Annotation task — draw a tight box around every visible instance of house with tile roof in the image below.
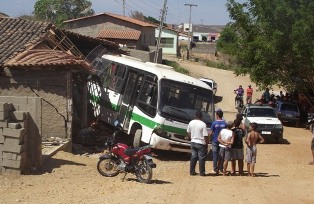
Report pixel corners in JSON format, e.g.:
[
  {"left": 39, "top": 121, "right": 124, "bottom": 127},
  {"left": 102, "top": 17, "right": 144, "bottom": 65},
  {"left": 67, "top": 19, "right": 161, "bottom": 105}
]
[
  {"left": 64, "top": 12, "right": 157, "bottom": 51},
  {"left": 0, "top": 17, "right": 122, "bottom": 174}
]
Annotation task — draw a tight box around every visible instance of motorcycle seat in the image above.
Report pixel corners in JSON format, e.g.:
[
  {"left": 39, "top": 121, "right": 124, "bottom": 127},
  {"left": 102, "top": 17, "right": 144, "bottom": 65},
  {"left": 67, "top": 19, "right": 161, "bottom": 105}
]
[{"left": 124, "top": 147, "right": 141, "bottom": 156}]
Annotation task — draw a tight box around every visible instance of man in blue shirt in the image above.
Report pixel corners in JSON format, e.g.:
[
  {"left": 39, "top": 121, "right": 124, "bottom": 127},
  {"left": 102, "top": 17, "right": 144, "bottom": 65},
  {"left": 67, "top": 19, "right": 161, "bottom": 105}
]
[{"left": 209, "top": 110, "right": 227, "bottom": 175}]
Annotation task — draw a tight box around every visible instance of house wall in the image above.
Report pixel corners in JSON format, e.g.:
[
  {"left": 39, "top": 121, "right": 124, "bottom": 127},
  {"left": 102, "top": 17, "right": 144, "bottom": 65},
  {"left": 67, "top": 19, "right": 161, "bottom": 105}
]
[
  {"left": 0, "top": 68, "right": 72, "bottom": 140},
  {"left": 155, "top": 29, "right": 178, "bottom": 55}
]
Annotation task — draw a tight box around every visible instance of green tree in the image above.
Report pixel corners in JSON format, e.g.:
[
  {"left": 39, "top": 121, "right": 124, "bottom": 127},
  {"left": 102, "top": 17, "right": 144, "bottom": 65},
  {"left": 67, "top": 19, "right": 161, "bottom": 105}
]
[
  {"left": 34, "top": 0, "right": 94, "bottom": 27},
  {"left": 219, "top": 0, "right": 314, "bottom": 92}
]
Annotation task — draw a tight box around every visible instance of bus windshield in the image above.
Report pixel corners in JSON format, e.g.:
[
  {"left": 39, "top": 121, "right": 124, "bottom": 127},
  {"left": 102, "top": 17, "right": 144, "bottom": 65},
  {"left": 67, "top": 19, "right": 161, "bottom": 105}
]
[{"left": 159, "top": 79, "right": 214, "bottom": 125}]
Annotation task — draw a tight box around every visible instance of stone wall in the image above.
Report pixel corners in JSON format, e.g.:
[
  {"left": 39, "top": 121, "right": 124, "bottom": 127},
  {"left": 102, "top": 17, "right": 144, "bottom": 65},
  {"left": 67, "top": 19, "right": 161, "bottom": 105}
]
[{"left": 191, "top": 42, "right": 217, "bottom": 55}]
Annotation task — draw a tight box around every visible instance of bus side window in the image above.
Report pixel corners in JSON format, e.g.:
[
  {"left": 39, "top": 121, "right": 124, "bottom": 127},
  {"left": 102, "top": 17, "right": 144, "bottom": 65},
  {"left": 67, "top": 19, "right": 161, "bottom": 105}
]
[
  {"left": 138, "top": 78, "right": 157, "bottom": 117},
  {"left": 109, "top": 63, "right": 126, "bottom": 93}
]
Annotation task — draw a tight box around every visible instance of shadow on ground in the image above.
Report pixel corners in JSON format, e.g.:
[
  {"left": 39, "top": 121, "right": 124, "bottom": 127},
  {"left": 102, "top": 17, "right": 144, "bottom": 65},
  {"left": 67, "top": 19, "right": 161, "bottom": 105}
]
[
  {"left": 36, "top": 158, "right": 86, "bottom": 174},
  {"left": 152, "top": 150, "right": 190, "bottom": 161}
]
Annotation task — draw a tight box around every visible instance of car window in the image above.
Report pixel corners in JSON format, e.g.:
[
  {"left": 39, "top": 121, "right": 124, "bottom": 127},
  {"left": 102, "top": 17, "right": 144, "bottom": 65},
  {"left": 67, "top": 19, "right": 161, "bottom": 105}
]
[
  {"left": 247, "top": 108, "right": 277, "bottom": 118},
  {"left": 281, "top": 104, "right": 298, "bottom": 112}
]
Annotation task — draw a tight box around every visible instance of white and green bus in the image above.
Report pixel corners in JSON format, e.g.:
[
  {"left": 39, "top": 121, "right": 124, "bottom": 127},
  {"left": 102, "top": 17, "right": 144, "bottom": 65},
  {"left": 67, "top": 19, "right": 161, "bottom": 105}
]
[{"left": 88, "top": 54, "right": 214, "bottom": 152}]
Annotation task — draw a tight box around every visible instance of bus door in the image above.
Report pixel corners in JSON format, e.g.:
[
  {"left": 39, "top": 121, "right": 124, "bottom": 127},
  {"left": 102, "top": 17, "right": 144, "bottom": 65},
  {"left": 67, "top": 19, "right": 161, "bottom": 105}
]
[{"left": 119, "top": 71, "right": 143, "bottom": 130}]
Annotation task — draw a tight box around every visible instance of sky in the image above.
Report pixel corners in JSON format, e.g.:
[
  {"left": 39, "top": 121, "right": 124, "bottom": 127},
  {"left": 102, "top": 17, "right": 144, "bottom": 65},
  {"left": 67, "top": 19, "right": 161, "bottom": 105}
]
[{"left": 0, "top": 0, "right": 245, "bottom": 25}]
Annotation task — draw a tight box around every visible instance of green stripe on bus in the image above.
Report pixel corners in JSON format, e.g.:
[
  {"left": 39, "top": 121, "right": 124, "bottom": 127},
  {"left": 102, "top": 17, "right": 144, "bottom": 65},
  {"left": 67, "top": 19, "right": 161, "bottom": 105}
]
[
  {"left": 131, "top": 113, "right": 187, "bottom": 135},
  {"left": 89, "top": 95, "right": 186, "bottom": 135},
  {"left": 89, "top": 94, "right": 120, "bottom": 111}
]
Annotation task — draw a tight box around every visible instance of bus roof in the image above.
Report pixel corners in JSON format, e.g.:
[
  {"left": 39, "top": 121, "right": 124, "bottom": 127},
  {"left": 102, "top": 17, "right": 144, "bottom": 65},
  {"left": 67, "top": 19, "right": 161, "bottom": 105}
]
[{"left": 102, "top": 54, "right": 212, "bottom": 91}]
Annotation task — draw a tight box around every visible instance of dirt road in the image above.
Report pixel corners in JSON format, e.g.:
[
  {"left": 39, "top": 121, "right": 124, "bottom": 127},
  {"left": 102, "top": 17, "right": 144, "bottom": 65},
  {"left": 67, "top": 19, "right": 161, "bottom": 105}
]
[{"left": 0, "top": 58, "right": 313, "bottom": 204}]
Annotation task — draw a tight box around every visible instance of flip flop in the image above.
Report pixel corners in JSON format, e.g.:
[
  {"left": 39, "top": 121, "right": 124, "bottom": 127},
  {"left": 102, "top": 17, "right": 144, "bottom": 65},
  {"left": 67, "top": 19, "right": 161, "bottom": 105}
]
[{"left": 308, "top": 161, "right": 314, "bottom": 165}]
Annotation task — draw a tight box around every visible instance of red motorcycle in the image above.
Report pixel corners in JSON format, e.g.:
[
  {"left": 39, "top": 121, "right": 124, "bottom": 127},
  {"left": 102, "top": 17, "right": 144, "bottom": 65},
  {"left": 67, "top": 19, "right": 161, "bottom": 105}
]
[{"left": 97, "top": 126, "right": 156, "bottom": 184}]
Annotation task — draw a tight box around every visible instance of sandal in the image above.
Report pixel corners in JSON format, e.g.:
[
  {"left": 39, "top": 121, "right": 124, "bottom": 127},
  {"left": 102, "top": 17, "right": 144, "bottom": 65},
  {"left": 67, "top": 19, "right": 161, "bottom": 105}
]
[{"left": 309, "top": 161, "right": 314, "bottom": 165}]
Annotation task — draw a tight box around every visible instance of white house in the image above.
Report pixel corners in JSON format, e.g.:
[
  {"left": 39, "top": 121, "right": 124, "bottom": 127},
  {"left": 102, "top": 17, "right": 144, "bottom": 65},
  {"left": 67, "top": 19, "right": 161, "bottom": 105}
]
[{"left": 155, "top": 27, "right": 178, "bottom": 55}]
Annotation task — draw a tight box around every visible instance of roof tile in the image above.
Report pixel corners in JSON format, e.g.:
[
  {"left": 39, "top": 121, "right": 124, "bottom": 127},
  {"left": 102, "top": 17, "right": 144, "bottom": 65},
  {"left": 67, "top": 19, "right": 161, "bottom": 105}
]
[
  {"left": 0, "top": 17, "right": 51, "bottom": 64},
  {"left": 5, "top": 49, "right": 94, "bottom": 73},
  {"left": 98, "top": 30, "right": 141, "bottom": 40}
]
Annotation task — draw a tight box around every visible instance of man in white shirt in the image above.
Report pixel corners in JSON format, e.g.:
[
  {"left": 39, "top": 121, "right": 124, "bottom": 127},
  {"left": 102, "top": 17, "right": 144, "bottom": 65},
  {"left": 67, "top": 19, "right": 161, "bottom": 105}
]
[{"left": 187, "top": 110, "right": 209, "bottom": 176}]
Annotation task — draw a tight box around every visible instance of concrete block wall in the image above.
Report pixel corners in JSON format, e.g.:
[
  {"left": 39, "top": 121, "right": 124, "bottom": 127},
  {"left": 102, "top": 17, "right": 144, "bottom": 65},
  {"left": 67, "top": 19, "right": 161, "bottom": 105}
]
[
  {"left": 0, "top": 102, "right": 28, "bottom": 174},
  {"left": 0, "top": 98, "right": 42, "bottom": 175}
]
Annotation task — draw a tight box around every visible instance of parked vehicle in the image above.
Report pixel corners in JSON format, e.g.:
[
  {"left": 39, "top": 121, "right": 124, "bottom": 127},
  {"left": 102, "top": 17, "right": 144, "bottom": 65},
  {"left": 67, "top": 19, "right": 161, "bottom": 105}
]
[
  {"left": 275, "top": 100, "right": 300, "bottom": 127},
  {"left": 306, "top": 112, "right": 314, "bottom": 131},
  {"left": 240, "top": 104, "right": 284, "bottom": 143},
  {"left": 97, "top": 124, "right": 156, "bottom": 184},
  {"left": 199, "top": 77, "right": 217, "bottom": 95}
]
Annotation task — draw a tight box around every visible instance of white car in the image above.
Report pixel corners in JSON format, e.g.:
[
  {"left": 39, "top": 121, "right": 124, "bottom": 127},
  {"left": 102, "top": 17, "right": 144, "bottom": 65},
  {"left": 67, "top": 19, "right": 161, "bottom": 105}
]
[
  {"left": 241, "top": 104, "right": 284, "bottom": 143},
  {"left": 199, "top": 78, "right": 217, "bottom": 95}
]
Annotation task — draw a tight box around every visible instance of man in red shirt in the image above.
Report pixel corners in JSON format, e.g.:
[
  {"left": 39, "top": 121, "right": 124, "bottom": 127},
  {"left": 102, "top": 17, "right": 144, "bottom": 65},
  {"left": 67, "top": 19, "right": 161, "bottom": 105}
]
[{"left": 246, "top": 85, "right": 253, "bottom": 104}]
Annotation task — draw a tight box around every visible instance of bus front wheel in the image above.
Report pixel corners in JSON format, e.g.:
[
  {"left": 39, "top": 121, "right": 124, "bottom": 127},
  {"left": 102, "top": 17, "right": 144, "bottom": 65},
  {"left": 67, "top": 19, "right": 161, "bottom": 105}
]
[{"left": 133, "top": 129, "right": 143, "bottom": 147}]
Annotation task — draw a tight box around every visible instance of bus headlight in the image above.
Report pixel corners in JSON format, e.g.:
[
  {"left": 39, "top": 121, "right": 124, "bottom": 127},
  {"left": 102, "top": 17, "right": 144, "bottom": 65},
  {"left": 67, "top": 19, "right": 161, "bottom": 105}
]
[{"left": 153, "top": 127, "right": 171, "bottom": 138}]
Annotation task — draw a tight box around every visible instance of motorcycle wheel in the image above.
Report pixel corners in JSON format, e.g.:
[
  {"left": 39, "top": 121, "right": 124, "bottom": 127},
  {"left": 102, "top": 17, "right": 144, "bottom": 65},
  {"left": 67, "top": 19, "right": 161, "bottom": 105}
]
[
  {"left": 135, "top": 159, "right": 153, "bottom": 184},
  {"left": 97, "top": 158, "right": 119, "bottom": 177}
]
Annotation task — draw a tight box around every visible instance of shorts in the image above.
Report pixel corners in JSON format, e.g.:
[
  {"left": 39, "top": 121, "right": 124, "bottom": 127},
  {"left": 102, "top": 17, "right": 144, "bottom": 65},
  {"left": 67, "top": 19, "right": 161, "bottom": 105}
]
[
  {"left": 231, "top": 148, "right": 244, "bottom": 160},
  {"left": 246, "top": 146, "right": 257, "bottom": 163},
  {"left": 311, "top": 138, "right": 314, "bottom": 150},
  {"left": 219, "top": 147, "right": 231, "bottom": 161}
]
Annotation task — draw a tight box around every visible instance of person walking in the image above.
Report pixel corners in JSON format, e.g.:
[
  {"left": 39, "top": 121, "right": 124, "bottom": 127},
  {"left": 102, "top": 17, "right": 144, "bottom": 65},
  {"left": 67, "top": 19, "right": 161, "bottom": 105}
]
[
  {"left": 209, "top": 110, "right": 227, "bottom": 175},
  {"left": 246, "top": 85, "right": 253, "bottom": 104},
  {"left": 245, "top": 122, "right": 265, "bottom": 177},
  {"left": 187, "top": 110, "right": 209, "bottom": 176}
]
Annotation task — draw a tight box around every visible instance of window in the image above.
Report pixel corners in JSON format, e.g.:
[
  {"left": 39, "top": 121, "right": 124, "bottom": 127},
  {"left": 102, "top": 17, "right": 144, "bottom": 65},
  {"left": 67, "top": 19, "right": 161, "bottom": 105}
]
[
  {"left": 102, "top": 62, "right": 126, "bottom": 93},
  {"left": 138, "top": 75, "right": 158, "bottom": 117},
  {"left": 159, "top": 38, "right": 174, "bottom": 48}
]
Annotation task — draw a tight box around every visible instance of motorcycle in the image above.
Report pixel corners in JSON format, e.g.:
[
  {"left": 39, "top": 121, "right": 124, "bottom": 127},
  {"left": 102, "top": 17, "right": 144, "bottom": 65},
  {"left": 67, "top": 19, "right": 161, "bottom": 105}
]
[
  {"left": 234, "top": 90, "right": 244, "bottom": 112},
  {"left": 97, "top": 125, "right": 156, "bottom": 184}
]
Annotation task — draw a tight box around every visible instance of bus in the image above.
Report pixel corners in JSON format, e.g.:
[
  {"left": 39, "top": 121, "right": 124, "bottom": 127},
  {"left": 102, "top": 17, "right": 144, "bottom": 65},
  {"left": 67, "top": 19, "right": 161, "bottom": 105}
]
[{"left": 88, "top": 54, "right": 215, "bottom": 152}]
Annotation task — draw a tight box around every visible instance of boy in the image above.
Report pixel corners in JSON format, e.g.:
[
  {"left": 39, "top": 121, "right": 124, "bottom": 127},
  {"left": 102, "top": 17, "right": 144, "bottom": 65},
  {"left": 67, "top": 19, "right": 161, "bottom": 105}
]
[
  {"left": 231, "top": 119, "right": 245, "bottom": 176},
  {"left": 218, "top": 121, "right": 234, "bottom": 176},
  {"left": 245, "top": 122, "right": 265, "bottom": 177}
]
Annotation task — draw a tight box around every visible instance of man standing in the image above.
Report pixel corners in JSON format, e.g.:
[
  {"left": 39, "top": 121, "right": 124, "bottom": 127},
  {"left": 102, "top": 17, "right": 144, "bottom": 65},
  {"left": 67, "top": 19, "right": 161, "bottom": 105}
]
[
  {"left": 309, "top": 126, "right": 314, "bottom": 165},
  {"left": 262, "top": 88, "right": 271, "bottom": 104},
  {"left": 187, "top": 110, "right": 209, "bottom": 176},
  {"left": 209, "top": 110, "right": 227, "bottom": 175},
  {"left": 246, "top": 85, "right": 253, "bottom": 104}
]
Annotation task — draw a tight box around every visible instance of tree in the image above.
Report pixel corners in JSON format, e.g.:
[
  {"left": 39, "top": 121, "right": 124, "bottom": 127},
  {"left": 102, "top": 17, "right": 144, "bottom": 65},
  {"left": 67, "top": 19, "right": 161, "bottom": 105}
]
[
  {"left": 218, "top": 0, "right": 314, "bottom": 93},
  {"left": 34, "top": 0, "right": 94, "bottom": 27},
  {"left": 130, "top": 11, "right": 145, "bottom": 21}
]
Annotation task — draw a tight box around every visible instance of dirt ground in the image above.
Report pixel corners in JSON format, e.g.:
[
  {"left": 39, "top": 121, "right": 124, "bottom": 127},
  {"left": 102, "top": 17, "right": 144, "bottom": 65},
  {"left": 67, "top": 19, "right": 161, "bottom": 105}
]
[{"left": 1, "top": 56, "right": 314, "bottom": 204}]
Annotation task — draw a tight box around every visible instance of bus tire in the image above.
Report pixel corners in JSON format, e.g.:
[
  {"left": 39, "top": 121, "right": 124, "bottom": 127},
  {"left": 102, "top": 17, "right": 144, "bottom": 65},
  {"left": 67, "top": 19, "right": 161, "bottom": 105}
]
[{"left": 133, "top": 129, "right": 142, "bottom": 147}]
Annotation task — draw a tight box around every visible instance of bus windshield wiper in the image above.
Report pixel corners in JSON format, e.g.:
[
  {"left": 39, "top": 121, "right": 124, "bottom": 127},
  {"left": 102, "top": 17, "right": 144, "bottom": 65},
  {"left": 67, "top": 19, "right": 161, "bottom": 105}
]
[{"left": 161, "top": 106, "right": 191, "bottom": 120}]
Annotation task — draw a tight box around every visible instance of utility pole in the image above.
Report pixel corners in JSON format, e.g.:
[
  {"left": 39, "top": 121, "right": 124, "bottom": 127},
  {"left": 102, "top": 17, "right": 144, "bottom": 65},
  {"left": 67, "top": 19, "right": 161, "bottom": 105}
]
[
  {"left": 154, "top": 0, "right": 167, "bottom": 63},
  {"left": 184, "top": 3, "right": 197, "bottom": 60},
  {"left": 122, "top": 0, "right": 126, "bottom": 16}
]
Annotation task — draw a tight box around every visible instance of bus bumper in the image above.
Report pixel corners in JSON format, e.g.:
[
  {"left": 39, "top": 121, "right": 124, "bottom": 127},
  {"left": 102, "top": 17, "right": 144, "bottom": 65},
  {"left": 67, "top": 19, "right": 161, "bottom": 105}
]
[{"left": 150, "top": 133, "right": 211, "bottom": 153}]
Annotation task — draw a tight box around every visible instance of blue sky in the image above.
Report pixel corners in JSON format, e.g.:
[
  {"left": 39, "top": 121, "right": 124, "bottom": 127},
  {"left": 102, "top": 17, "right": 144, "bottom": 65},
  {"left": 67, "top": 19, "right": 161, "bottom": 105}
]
[{"left": 0, "top": 0, "right": 245, "bottom": 25}]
